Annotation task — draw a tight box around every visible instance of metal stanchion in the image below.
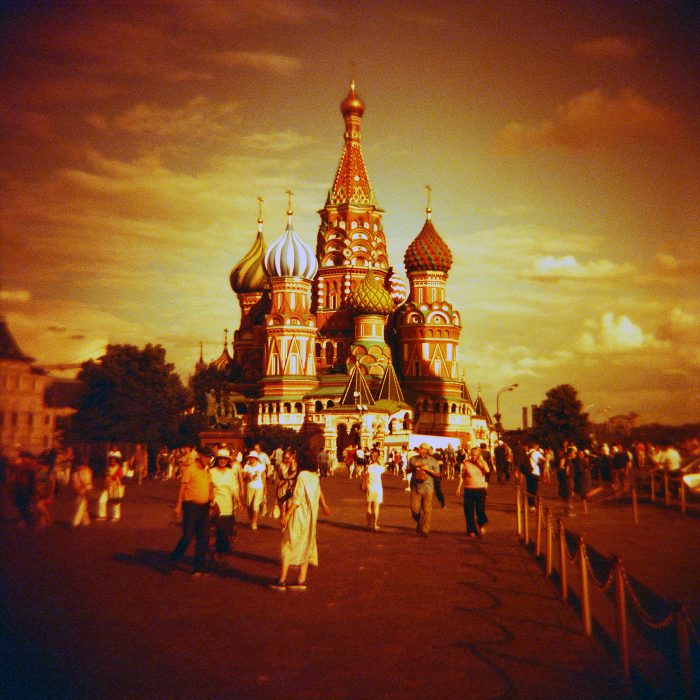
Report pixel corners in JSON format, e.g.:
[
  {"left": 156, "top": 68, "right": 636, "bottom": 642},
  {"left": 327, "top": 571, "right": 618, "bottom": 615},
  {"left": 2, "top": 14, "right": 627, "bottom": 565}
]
[
  {"left": 664, "top": 471, "right": 670, "bottom": 506},
  {"left": 632, "top": 485, "right": 639, "bottom": 525},
  {"left": 613, "top": 555, "right": 630, "bottom": 681},
  {"left": 545, "top": 508, "right": 553, "bottom": 577},
  {"left": 558, "top": 519, "right": 567, "bottom": 601},
  {"left": 523, "top": 491, "right": 530, "bottom": 545},
  {"left": 680, "top": 478, "right": 686, "bottom": 514},
  {"left": 579, "top": 537, "right": 592, "bottom": 636},
  {"left": 535, "top": 496, "right": 543, "bottom": 556},
  {"left": 674, "top": 605, "right": 693, "bottom": 699},
  {"left": 516, "top": 487, "right": 522, "bottom": 538}
]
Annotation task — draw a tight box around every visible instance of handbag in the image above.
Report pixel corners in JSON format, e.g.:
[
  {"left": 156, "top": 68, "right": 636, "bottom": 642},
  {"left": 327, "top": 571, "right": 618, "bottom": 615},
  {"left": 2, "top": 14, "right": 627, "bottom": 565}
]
[
  {"left": 209, "top": 500, "right": 221, "bottom": 518},
  {"left": 360, "top": 472, "right": 369, "bottom": 492}
]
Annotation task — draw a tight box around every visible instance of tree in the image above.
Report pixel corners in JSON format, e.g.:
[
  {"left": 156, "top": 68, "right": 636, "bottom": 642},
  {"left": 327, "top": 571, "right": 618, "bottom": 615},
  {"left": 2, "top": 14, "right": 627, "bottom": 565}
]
[
  {"left": 532, "top": 384, "right": 590, "bottom": 450},
  {"left": 67, "top": 344, "right": 191, "bottom": 448}
]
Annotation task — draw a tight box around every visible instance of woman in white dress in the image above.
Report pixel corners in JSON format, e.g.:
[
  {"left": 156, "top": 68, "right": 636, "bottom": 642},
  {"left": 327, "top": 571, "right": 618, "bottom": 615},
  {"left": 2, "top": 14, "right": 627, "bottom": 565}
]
[
  {"left": 243, "top": 453, "right": 266, "bottom": 530},
  {"left": 365, "top": 449, "right": 385, "bottom": 531},
  {"left": 270, "top": 459, "right": 330, "bottom": 591}
]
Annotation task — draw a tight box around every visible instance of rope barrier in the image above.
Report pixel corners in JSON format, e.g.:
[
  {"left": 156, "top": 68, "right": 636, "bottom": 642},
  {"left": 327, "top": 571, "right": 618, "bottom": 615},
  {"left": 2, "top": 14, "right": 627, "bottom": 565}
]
[
  {"left": 582, "top": 546, "right": 615, "bottom": 592},
  {"left": 621, "top": 568, "right": 676, "bottom": 630},
  {"left": 517, "top": 503, "right": 698, "bottom": 696}
]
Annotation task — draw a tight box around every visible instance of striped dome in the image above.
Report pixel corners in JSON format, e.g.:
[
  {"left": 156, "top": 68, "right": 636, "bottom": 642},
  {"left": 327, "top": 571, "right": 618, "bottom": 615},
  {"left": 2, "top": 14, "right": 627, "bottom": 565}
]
[
  {"left": 387, "top": 268, "right": 408, "bottom": 305},
  {"left": 230, "top": 223, "right": 269, "bottom": 294},
  {"left": 404, "top": 214, "right": 453, "bottom": 274},
  {"left": 264, "top": 212, "right": 318, "bottom": 280},
  {"left": 347, "top": 269, "right": 394, "bottom": 315}
]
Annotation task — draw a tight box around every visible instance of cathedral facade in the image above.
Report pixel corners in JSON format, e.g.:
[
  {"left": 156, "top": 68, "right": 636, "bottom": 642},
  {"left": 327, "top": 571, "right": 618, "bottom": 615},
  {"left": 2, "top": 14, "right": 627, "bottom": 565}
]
[{"left": 203, "top": 83, "right": 495, "bottom": 456}]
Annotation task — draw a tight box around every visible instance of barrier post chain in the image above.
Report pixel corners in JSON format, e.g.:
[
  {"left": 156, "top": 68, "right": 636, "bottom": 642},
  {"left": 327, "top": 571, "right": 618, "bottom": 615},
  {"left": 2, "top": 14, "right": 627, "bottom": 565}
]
[
  {"left": 558, "top": 520, "right": 567, "bottom": 601},
  {"left": 516, "top": 487, "right": 522, "bottom": 538},
  {"left": 523, "top": 491, "right": 530, "bottom": 545},
  {"left": 674, "top": 604, "right": 693, "bottom": 699},
  {"left": 680, "top": 478, "right": 686, "bottom": 514},
  {"left": 632, "top": 484, "right": 639, "bottom": 525},
  {"left": 535, "top": 496, "right": 543, "bottom": 556},
  {"left": 664, "top": 471, "right": 670, "bottom": 506},
  {"left": 579, "top": 537, "right": 592, "bottom": 636},
  {"left": 545, "top": 508, "right": 553, "bottom": 577},
  {"left": 613, "top": 555, "right": 630, "bottom": 681}
]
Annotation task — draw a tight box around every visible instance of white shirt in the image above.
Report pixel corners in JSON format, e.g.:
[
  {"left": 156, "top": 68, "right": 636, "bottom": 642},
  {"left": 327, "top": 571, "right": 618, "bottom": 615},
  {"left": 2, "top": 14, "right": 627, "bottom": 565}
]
[
  {"left": 244, "top": 462, "right": 265, "bottom": 489},
  {"left": 367, "top": 462, "right": 384, "bottom": 493},
  {"left": 210, "top": 468, "right": 237, "bottom": 516},
  {"left": 658, "top": 447, "right": 681, "bottom": 471},
  {"left": 529, "top": 449, "right": 544, "bottom": 476}
]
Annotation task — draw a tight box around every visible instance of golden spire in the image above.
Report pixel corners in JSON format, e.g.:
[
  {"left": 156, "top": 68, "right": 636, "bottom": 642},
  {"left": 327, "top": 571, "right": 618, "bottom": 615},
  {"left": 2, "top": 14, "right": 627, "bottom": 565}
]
[
  {"left": 223, "top": 328, "right": 229, "bottom": 349},
  {"left": 257, "top": 195, "right": 264, "bottom": 224},
  {"left": 425, "top": 184, "right": 432, "bottom": 220},
  {"left": 286, "top": 188, "right": 294, "bottom": 215}
]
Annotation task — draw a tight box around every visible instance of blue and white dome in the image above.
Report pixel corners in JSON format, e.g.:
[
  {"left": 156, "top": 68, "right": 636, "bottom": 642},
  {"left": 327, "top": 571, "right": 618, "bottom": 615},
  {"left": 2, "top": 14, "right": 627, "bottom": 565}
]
[{"left": 264, "top": 211, "right": 318, "bottom": 280}]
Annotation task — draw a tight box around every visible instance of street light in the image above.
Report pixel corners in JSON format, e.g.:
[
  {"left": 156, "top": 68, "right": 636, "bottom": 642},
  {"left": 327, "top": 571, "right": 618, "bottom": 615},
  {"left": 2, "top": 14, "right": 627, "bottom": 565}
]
[{"left": 495, "top": 383, "right": 519, "bottom": 433}]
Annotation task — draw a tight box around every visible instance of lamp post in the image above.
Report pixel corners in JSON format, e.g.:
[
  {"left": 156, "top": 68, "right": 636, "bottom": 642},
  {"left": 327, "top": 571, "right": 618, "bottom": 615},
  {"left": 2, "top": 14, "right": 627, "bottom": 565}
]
[{"left": 494, "top": 383, "right": 519, "bottom": 434}]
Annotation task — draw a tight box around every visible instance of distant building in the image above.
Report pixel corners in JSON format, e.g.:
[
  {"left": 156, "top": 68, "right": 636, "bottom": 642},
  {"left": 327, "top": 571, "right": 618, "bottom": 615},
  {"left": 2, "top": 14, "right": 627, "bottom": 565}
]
[
  {"left": 198, "top": 83, "right": 496, "bottom": 456},
  {"left": 0, "top": 316, "right": 79, "bottom": 454}
]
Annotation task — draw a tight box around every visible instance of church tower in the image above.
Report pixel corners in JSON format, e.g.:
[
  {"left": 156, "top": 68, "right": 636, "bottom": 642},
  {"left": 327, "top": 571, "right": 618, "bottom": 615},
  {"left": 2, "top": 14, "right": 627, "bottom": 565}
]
[
  {"left": 313, "top": 82, "right": 392, "bottom": 370},
  {"left": 395, "top": 198, "right": 465, "bottom": 433},
  {"left": 230, "top": 199, "right": 270, "bottom": 393},
  {"left": 260, "top": 199, "right": 319, "bottom": 397}
]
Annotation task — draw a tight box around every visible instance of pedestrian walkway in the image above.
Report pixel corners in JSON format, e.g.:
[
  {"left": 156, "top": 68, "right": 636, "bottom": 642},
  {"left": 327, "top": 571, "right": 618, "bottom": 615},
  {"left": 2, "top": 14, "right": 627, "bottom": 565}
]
[{"left": 1, "top": 476, "right": 631, "bottom": 698}]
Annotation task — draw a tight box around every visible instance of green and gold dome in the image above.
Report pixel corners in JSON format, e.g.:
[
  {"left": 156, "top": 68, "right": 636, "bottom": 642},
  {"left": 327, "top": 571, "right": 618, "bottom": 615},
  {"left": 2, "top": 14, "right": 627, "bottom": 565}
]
[
  {"left": 230, "top": 219, "right": 269, "bottom": 294},
  {"left": 347, "top": 269, "right": 394, "bottom": 315}
]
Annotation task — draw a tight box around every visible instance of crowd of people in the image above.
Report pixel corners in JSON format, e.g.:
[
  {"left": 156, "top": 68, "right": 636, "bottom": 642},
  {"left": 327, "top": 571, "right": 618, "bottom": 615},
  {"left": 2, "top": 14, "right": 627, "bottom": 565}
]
[{"left": 1, "top": 435, "right": 698, "bottom": 587}]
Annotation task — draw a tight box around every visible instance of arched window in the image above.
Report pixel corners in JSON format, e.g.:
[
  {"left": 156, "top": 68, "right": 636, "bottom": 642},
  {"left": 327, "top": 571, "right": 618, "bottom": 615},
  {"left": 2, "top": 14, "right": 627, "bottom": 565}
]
[
  {"left": 294, "top": 402, "right": 303, "bottom": 413},
  {"left": 434, "top": 402, "right": 441, "bottom": 413},
  {"left": 325, "top": 343, "right": 334, "bottom": 366},
  {"left": 326, "top": 400, "right": 334, "bottom": 409},
  {"left": 314, "top": 401, "right": 323, "bottom": 412},
  {"left": 283, "top": 402, "right": 291, "bottom": 413},
  {"left": 315, "top": 342, "right": 322, "bottom": 358},
  {"left": 451, "top": 404, "right": 457, "bottom": 414}
]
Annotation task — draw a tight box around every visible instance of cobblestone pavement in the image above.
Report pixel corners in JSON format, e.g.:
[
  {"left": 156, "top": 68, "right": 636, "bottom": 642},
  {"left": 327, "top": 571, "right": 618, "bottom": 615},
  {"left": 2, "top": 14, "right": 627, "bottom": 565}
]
[{"left": 0, "top": 475, "right": 657, "bottom": 699}]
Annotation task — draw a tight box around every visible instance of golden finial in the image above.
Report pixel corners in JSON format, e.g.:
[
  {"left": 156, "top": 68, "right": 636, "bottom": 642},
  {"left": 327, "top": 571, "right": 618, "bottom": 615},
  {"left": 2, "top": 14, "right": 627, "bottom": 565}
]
[
  {"left": 286, "top": 189, "right": 294, "bottom": 215},
  {"left": 198, "top": 341, "right": 204, "bottom": 362},
  {"left": 223, "top": 328, "right": 229, "bottom": 349},
  {"left": 257, "top": 196, "right": 264, "bottom": 223},
  {"left": 425, "top": 184, "right": 432, "bottom": 218}
]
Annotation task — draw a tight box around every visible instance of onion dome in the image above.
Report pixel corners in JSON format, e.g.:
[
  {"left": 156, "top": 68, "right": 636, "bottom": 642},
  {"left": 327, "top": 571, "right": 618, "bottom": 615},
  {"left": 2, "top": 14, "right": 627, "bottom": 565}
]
[
  {"left": 230, "top": 219, "right": 269, "bottom": 294},
  {"left": 404, "top": 209, "right": 453, "bottom": 274},
  {"left": 347, "top": 269, "right": 394, "bottom": 315},
  {"left": 264, "top": 209, "right": 318, "bottom": 280},
  {"left": 340, "top": 80, "right": 365, "bottom": 118},
  {"left": 386, "top": 267, "right": 408, "bottom": 305}
]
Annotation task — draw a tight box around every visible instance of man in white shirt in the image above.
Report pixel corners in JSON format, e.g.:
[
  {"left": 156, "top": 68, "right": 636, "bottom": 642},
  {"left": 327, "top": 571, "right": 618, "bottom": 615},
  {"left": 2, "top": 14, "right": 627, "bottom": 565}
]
[{"left": 526, "top": 442, "right": 544, "bottom": 511}]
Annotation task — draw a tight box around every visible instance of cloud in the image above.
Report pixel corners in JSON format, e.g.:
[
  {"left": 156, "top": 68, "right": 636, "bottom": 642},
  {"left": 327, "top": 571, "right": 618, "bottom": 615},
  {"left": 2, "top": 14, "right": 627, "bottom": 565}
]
[
  {"left": 579, "top": 312, "right": 657, "bottom": 353},
  {"left": 0, "top": 290, "right": 32, "bottom": 303},
  {"left": 655, "top": 252, "right": 700, "bottom": 276},
  {"left": 573, "top": 36, "right": 641, "bottom": 60},
  {"left": 88, "top": 96, "right": 240, "bottom": 140},
  {"left": 494, "top": 89, "right": 684, "bottom": 154},
  {"left": 210, "top": 50, "right": 301, "bottom": 75},
  {"left": 524, "top": 255, "right": 635, "bottom": 282},
  {"left": 657, "top": 307, "right": 700, "bottom": 344},
  {"left": 241, "top": 129, "right": 314, "bottom": 152}
]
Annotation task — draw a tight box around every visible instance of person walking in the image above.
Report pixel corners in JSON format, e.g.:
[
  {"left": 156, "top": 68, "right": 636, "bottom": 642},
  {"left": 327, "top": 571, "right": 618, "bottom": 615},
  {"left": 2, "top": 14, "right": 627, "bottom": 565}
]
[
  {"left": 71, "top": 457, "right": 94, "bottom": 528},
  {"left": 317, "top": 448, "right": 329, "bottom": 480},
  {"left": 210, "top": 450, "right": 243, "bottom": 559},
  {"left": 456, "top": 446, "right": 489, "bottom": 537},
  {"left": 170, "top": 447, "right": 213, "bottom": 576},
  {"left": 269, "top": 456, "right": 330, "bottom": 591},
  {"left": 104, "top": 455, "right": 125, "bottom": 521},
  {"left": 407, "top": 443, "right": 440, "bottom": 537},
  {"left": 243, "top": 452, "right": 266, "bottom": 530},
  {"left": 365, "top": 448, "right": 384, "bottom": 531},
  {"left": 525, "top": 442, "right": 544, "bottom": 511}
]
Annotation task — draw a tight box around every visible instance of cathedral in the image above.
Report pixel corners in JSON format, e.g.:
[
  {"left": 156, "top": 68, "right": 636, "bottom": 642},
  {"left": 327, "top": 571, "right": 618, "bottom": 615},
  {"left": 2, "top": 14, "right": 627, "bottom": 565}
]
[{"left": 201, "top": 83, "right": 495, "bottom": 456}]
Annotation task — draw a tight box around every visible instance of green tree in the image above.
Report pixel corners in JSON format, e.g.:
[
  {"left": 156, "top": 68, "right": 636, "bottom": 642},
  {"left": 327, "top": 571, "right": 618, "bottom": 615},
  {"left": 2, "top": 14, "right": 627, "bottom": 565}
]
[
  {"left": 67, "top": 344, "right": 191, "bottom": 448},
  {"left": 532, "top": 384, "right": 590, "bottom": 450}
]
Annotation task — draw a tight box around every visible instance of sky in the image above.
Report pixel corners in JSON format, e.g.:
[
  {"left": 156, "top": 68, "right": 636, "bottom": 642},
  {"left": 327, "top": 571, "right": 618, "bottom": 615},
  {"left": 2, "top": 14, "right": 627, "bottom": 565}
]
[{"left": 1, "top": 0, "right": 698, "bottom": 428}]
